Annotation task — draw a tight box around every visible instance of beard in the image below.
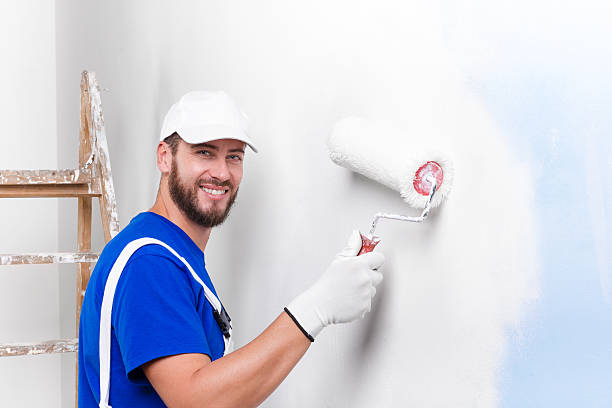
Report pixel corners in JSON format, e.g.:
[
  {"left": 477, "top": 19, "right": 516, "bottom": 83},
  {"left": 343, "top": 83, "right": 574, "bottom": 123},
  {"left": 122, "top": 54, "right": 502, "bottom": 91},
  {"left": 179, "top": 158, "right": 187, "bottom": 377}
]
[{"left": 168, "top": 160, "right": 238, "bottom": 228}]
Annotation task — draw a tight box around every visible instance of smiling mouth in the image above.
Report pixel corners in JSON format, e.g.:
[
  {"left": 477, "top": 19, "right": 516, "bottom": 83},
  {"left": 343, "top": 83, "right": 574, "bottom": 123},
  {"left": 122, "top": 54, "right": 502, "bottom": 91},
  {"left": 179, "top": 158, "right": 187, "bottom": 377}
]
[{"left": 199, "top": 185, "right": 230, "bottom": 199}]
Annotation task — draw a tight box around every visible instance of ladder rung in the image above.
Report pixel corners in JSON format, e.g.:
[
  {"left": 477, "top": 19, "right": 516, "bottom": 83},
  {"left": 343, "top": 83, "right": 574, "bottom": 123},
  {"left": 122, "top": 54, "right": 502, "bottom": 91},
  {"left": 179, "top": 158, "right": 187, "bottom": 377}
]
[
  {"left": 0, "top": 252, "right": 99, "bottom": 265},
  {"left": 0, "top": 183, "right": 101, "bottom": 198},
  {"left": 0, "top": 338, "right": 78, "bottom": 357},
  {"left": 0, "top": 169, "right": 91, "bottom": 185}
]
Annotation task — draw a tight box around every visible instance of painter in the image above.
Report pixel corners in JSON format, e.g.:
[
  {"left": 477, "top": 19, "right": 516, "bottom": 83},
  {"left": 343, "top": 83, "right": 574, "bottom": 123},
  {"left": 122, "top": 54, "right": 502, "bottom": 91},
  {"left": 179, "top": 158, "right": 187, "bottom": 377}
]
[{"left": 77, "top": 90, "right": 385, "bottom": 407}]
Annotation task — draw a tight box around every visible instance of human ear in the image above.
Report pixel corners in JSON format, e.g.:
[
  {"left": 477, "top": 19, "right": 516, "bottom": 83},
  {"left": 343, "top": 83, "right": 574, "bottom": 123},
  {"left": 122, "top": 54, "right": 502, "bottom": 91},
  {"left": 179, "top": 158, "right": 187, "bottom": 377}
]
[{"left": 157, "top": 142, "right": 172, "bottom": 174}]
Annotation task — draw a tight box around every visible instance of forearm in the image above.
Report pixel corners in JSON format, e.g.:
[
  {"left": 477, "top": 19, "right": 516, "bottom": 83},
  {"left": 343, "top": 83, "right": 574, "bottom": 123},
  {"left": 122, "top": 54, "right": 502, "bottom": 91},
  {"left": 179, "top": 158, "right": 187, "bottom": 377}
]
[{"left": 187, "top": 311, "right": 310, "bottom": 408}]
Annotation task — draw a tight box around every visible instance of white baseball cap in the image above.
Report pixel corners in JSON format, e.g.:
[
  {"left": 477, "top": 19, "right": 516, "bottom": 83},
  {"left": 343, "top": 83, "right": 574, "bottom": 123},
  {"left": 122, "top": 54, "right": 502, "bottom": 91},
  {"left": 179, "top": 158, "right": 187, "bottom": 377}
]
[{"left": 160, "top": 91, "right": 258, "bottom": 153}]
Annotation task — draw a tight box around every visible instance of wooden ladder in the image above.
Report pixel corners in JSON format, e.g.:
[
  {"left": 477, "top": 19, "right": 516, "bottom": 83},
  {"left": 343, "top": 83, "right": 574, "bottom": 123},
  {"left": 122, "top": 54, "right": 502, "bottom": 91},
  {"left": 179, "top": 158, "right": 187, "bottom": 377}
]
[{"left": 0, "top": 71, "right": 119, "bottom": 403}]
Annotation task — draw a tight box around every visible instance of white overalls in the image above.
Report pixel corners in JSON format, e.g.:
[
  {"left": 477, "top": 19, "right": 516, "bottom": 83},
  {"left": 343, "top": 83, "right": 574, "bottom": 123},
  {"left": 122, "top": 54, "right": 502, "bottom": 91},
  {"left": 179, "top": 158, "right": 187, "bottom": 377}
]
[{"left": 97, "top": 237, "right": 233, "bottom": 408}]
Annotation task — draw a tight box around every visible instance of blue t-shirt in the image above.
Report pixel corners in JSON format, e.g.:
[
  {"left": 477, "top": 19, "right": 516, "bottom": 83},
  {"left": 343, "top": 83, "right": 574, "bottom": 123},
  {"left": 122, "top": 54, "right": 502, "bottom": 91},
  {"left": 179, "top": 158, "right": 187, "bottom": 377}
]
[{"left": 78, "top": 212, "right": 226, "bottom": 407}]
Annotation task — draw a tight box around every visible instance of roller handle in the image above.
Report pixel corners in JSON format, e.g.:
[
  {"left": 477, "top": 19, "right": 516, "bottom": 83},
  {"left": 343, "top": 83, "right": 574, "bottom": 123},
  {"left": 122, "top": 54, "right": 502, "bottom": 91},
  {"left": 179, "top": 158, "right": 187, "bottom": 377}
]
[{"left": 358, "top": 233, "right": 381, "bottom": 256}]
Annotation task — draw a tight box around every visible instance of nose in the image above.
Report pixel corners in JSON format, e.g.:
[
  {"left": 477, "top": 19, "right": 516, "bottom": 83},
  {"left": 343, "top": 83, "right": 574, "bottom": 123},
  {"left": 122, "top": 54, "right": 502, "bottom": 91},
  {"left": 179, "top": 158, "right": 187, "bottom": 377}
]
[{"left": 208, "top": 156, "right": 231, "bottom": 182}]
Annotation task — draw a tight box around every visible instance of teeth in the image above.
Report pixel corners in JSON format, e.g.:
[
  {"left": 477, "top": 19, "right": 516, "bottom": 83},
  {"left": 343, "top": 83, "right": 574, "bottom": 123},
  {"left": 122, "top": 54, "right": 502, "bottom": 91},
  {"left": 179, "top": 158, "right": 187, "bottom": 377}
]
[{"left": 201, "top": 187, "right": 226, "bottom": 195}]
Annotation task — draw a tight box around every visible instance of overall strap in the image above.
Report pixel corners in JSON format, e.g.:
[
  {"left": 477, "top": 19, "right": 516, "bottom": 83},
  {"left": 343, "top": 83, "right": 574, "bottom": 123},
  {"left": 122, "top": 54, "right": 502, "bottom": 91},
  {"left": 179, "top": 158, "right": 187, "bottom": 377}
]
[{"left": 98, "top": 237, "right": 232, "bottom": 408}]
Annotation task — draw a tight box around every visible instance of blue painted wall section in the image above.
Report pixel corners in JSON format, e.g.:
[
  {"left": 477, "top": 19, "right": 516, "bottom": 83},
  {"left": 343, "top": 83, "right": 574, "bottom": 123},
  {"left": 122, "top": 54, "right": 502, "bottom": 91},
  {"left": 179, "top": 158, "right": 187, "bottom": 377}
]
[{"left": 473, "top": 69, "right": 612, "bottom": 407}]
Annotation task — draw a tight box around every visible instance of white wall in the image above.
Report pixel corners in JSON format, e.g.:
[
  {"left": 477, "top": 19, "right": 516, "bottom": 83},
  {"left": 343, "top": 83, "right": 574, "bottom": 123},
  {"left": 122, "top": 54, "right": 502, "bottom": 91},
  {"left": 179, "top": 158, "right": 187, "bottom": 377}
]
[
  {"left": 0, "top": 1, "right": 61, "bottom": 406},
  {"left": 55, "top": 1, "right": 538, "bottom": 406},
  {"left": 0, "top": 1, "right": 605, "bottom": 406}
]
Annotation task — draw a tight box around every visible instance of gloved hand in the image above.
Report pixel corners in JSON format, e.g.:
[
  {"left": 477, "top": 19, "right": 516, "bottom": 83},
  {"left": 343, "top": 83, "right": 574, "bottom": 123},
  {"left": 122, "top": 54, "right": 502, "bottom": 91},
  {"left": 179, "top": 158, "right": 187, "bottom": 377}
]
[{"left": 285, "top": 230, "right": 385, "bottom": 341}]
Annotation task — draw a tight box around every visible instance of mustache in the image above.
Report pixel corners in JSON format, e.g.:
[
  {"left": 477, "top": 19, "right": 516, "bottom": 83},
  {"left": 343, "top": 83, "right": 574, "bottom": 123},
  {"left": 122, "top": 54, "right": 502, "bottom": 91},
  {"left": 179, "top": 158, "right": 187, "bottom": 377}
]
[{"left": 198, "top": 178, "right": 233, "bottom": 189}]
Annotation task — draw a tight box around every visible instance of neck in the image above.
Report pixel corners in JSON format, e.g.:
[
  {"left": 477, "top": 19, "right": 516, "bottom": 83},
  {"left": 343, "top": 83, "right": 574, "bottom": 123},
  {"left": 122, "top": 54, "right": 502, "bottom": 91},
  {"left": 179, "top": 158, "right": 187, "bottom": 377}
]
[{"left": 149, "top": 189, "right": 212, "bottom": 252}]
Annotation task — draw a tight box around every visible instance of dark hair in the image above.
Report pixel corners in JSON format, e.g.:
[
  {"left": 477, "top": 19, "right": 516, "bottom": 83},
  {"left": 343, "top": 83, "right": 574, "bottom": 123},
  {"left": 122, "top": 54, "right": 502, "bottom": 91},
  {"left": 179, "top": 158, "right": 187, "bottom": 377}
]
[{"left": 163, "top": 132, "right": 181, "bottom": 155}]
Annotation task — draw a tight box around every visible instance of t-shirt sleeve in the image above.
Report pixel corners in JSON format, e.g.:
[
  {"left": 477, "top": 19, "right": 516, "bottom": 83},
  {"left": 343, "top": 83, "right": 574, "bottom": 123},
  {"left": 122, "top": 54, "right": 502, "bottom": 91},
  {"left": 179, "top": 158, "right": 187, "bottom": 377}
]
[{"left": 111, "top": 250, "right": 211, "bottom": 381}]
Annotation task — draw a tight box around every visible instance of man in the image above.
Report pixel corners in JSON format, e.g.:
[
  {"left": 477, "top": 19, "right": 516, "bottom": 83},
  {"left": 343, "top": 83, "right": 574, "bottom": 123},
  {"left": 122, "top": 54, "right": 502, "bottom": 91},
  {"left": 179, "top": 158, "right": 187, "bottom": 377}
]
[{"left": 78, "top": 91, "right": 384, "bottom": 407}]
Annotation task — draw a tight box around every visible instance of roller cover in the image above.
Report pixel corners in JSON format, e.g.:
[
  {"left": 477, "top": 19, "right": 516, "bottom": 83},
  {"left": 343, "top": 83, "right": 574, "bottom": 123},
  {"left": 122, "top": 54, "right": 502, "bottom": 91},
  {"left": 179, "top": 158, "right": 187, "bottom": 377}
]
[{"left": 328, "top": 116, "right": 454, "bottom": 209}]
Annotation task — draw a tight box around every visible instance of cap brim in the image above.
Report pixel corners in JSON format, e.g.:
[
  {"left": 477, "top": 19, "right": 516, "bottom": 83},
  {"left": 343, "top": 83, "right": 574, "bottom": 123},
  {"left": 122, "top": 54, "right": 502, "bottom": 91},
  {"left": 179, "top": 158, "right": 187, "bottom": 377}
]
[{"left": 174, "top": 124, "right": 258, "bottom": 153}]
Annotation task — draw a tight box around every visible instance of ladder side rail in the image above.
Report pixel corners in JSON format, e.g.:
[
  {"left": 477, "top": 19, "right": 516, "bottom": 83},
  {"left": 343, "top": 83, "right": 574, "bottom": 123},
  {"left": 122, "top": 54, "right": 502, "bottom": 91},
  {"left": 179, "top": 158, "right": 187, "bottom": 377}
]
[
  {"left": 75, "top": 70, "right": 96, "bottom": 408},
  {"left": 84, "top": 72, "right": 120, "bottom": 243},
  {"left": 76, "top": 71, "right": 95, "bottom": 338}
]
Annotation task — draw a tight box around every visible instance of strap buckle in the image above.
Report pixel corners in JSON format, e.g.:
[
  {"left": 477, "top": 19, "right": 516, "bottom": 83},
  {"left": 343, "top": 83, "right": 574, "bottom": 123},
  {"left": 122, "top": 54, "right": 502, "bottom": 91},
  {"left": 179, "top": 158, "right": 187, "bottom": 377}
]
[{"left": 213, "top": 307, "right": 232, "bottom": 339}]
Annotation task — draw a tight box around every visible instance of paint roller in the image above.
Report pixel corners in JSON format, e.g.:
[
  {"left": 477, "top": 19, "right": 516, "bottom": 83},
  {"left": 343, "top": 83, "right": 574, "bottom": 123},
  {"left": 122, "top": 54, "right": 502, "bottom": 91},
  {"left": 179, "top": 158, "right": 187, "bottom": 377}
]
[{"left": 328, "top": 116, "right": 454, "bottom": 255}]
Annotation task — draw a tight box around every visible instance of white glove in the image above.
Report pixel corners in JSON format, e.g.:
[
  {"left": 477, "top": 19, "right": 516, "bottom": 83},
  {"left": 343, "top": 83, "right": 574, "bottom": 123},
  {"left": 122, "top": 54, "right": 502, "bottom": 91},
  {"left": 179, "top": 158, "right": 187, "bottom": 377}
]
[{"left": 285, "top": 230, "right": 385, "bottom": 341}]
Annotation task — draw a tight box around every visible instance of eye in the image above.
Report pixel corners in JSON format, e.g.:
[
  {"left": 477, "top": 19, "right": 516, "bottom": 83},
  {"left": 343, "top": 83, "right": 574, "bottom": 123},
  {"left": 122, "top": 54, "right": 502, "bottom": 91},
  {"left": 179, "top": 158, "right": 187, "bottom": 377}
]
[
  {"left": 228, "top": 154, "right": 243, "bottom": 162},
  {"left": 197, "top": 150, "right": 212, "bottom": 157}
]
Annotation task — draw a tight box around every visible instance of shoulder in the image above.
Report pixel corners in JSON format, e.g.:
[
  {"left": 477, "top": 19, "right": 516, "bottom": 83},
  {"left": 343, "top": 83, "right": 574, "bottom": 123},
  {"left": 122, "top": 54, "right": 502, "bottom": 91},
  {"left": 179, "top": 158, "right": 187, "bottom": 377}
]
[
  {"left": 123, "top": 245, "right": 191, "bottom": 281},
  {"left": 99, "top": 212, "right": 190, "bottom": 269}
]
